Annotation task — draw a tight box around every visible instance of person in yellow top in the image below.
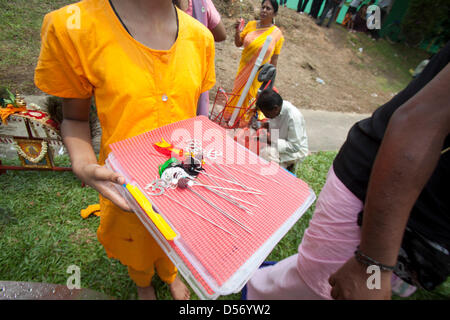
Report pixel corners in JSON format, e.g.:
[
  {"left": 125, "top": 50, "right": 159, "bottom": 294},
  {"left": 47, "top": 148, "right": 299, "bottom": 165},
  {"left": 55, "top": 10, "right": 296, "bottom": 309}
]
[
  {"left": 227, "top": 0, "right": 284, "bottom": 127},
  {"left": 34, "top": 0, "right": 215, "bottom": 300}
]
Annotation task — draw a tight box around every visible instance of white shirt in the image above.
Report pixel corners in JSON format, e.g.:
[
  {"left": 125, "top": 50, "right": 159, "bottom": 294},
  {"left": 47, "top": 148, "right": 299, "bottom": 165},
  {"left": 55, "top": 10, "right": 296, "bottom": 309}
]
[{"left": 268, "top": 100, "right": 309, "bottom": 164}]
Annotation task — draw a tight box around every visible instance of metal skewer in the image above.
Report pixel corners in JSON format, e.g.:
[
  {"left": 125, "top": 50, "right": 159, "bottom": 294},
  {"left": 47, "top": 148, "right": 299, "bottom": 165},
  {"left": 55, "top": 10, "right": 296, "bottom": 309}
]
[
  {"left": 163, "top": 193, "right": 237, "bottom": 237},
  {"left": 194, "top": 170, "right": 262, "bottom": 193},
  {"left": 198, "top": 184, "right": 259, "bottom": 208},
  {"left": 178, "top": 178, "right": 253, "bottom": 234},
  {"left": 189, "top": 182, "right": 263, "bottom": 195},
  {"left": 191, "top": 178, "right": 253, "bottom": 213},
  {"left": 209, "top": 161, "right": 267, "bottom": 204},
  {"left": 196, "top": 169, "right": 259, "bottom": 210},
  {"left": 208, "top": 161, "right": 255, "bottom": 191},
  {"left": 222, "top": 163, "right": 282, "bottom": 185}
]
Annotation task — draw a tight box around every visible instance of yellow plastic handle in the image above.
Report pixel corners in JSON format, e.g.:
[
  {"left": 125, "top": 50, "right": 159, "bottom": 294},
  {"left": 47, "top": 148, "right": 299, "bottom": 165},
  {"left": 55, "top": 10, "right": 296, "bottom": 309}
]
[
  {"left": 125, "top": 184, "right": 177, "bottom": 241},
  {"left": 154, "top": 138, "right": 172, "bottom": 148}
]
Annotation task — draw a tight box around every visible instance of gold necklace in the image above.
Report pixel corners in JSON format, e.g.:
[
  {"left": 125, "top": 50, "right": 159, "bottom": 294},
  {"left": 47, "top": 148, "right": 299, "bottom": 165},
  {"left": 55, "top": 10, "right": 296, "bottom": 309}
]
[{"left": 258, "top": 21, "right": 272, "bottom": 28}]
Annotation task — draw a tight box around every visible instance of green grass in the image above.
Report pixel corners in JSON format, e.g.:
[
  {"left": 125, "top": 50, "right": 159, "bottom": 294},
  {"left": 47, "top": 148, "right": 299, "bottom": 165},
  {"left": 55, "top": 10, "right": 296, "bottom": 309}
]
[
  {"left": 0, "top": 156, "right": 137, "bottom": 299},
  {"left": 2, "top": 152, "right": 447, "bottom": 300},
  {"left": 0, "top": 0, "right": 75, "bottom": 93},
  {"left": 342, "top": 26, "right": 430, "bottom": 93},
  {"left": 0, "top": 152, "right": 333, "bottom": 300}
]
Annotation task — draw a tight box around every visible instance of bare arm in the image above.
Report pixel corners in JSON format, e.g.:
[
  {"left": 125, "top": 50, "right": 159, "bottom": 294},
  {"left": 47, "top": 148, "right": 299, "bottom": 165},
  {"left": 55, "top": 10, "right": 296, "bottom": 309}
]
[
  {"left": 61, "top": 98, "right": 97, "bottom": 171},
  {"left": 329, "top": 64, "right": 450, "bottom": 299},
  {"left": 210, "top": 20, "right": 227, "bottom": 42},
  {"left": 234, "top": 20, "right": 243, "bottom": 47},
  {"left": 360, "top": 67, "right": 450, "bottom": 269},
  {"left": 270, "top": 54, "right": 279, "bottom": 67},
  {"left": 62, "top": 98, "right": 131, "bottom": 211}
]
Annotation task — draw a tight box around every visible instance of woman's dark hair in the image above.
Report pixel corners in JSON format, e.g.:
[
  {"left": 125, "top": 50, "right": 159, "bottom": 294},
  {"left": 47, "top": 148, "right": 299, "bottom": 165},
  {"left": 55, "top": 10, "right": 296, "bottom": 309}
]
[
  {"left": 256, "top": 89, "right": 283, "bottom": 111},
  {"left": 261, "top": 0, "right": 279, "bottom": 14}
]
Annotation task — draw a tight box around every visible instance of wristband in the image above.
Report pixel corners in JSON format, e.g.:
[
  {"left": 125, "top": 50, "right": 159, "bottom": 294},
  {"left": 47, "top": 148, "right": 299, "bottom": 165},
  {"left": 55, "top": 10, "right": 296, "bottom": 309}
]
[{"left": 354, "top": 246, "right": 396, "bottom": 272}]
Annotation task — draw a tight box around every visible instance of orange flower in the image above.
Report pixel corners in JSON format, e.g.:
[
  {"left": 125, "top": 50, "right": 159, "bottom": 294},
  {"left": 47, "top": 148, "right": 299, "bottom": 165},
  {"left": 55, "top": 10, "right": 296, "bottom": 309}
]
[{"left": 0, "top": 105, "right": 27, "bottom": 124}]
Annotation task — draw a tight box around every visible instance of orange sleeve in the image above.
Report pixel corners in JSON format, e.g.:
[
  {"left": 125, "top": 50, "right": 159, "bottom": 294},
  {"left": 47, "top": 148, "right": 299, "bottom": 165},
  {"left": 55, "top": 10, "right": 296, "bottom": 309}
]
[
  {"left": 34, "top": 12, "right": 93, "bottom": 99},
  {"left": 201, "top": 33, "right": 216, "bottom": 93}
]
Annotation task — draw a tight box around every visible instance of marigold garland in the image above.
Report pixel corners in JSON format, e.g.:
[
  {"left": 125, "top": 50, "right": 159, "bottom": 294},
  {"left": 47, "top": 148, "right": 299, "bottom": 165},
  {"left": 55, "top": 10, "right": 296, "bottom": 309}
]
[{"left": 13, "top": 140, "right": 48, "bottom": 163}]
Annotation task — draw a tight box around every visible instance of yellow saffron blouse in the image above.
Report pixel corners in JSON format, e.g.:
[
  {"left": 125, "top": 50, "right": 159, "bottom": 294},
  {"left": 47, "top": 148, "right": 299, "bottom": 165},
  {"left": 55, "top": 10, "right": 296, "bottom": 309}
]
[{"left": 35, "top": 0, "right": 216, "bottom": 273}]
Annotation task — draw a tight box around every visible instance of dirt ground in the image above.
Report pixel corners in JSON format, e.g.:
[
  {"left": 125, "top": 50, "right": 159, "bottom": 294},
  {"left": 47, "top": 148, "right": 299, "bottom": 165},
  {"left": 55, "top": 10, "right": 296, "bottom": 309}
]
[
  {"left": 5, "top": 0, "right": 402, "bottom": 115},
  {"left": 211, "top": 0, "right": 396, "bottom": 114}
]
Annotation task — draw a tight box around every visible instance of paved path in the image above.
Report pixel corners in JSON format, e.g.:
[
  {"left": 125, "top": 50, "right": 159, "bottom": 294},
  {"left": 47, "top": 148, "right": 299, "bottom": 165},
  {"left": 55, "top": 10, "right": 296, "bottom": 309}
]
[
  {"left": 301, "top": 109, "right": 370, "bottom": 152},
  {"left": 0, "top": 281, "right": 112, "bottom": 300}
]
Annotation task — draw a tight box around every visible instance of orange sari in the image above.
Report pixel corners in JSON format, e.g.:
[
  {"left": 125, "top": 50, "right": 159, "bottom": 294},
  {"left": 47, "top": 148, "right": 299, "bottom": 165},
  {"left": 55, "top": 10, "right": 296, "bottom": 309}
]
[{"left": 227, "top": 21, "right": 284, "bottom": 127}]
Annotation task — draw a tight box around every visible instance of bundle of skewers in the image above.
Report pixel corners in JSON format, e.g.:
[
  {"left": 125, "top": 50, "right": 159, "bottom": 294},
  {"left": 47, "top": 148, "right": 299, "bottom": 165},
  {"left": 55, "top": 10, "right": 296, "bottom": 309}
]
[{"left": 148, "top": 138, "right": 265, "bottom": 237}]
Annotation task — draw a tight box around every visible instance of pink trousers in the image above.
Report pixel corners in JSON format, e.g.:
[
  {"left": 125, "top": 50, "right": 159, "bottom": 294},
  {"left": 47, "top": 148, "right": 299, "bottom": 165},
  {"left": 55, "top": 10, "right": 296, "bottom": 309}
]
[
  {"left": 247, "top": 166, "right": 361, "bottom": 299},
  {"left": 246, "top": 166, "right": 416, "bottom": 299}
]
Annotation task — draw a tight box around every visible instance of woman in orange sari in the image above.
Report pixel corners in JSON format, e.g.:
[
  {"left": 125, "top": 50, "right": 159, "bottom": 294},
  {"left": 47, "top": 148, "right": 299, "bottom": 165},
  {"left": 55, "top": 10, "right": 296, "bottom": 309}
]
[{"left": 228, "top": 0, "right": 284, "bottom": 127}]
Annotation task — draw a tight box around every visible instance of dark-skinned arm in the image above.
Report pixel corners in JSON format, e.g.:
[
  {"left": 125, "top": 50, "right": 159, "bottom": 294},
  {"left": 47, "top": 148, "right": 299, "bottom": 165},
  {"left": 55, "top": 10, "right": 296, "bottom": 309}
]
[
  {"left": 234, "top": 19, "right": 244, "bottom": 47},
  {"left": 270, "top": 54, "right": 279, "bottom": 67},
  {"left": 61, "top": 98, "right": 131, "bottom": 212},
  {"left": 329, "top": 64, "right": 450, "bottom": 299},
  {"left": 210, "top": 20, "right": 227, "bottom": 42}
]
